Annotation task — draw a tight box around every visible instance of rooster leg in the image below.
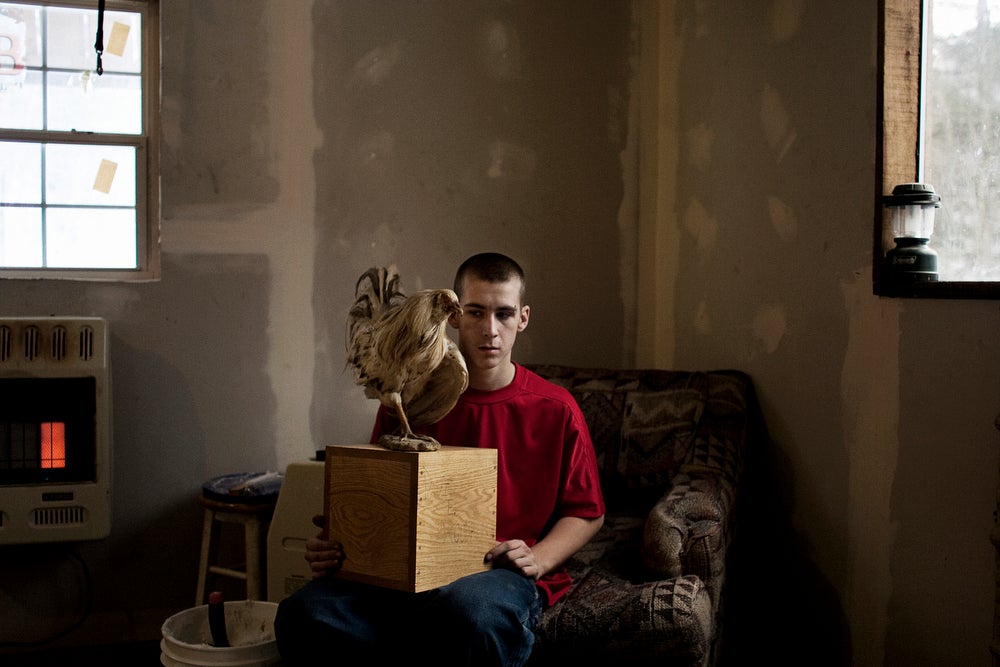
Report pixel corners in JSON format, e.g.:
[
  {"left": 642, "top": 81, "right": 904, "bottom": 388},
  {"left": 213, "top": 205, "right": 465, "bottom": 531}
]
[
  {"left": 378, "top": 393, "right": 442, "bottom": 452},
  {"left": 392, "top": 395, "right": 417, "bottom": 438}
]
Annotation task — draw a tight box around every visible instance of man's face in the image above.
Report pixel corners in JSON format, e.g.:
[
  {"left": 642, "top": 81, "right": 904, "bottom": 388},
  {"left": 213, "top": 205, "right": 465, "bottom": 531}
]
[{"left": 450, "top": 275, "right": 529, "bottom": 373}]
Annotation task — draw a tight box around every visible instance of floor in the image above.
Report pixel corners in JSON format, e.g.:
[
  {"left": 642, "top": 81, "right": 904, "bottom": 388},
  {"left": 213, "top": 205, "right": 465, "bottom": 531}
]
[{"left": 3, "top": 640, "right": 163, "bottom": 666}]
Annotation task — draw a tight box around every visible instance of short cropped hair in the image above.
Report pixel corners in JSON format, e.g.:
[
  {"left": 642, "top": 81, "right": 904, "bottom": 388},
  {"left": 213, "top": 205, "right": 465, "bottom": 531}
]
[{"left": 454, "top": 252, "right": 526, "bottom": 302}]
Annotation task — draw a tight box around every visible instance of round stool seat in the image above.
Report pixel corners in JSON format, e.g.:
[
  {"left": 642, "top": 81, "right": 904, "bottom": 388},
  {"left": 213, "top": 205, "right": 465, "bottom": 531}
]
[
  {"left": 195, "top": 472, "right": 283, "bottom": 605},
  {"left": 197, "top": 494, "right": 277, "bottom": 514},
  {"left": 202, "top": 471, "right": 283, "bottom": 504}
]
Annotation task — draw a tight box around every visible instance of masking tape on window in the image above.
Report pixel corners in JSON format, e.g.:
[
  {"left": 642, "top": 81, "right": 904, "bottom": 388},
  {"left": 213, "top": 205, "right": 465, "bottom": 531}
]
[
  {"left": 106, "top": 22, "right": 130, "bottom": 58},
  {"left": 93, "top": 159, "right": 117, "bottom": 194}
]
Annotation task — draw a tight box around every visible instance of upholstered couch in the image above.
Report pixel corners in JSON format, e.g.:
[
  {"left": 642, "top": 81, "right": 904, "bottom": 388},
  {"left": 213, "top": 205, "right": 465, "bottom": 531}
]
[{"left": 523, "top": 365, "right": 758, "bottom": 667}]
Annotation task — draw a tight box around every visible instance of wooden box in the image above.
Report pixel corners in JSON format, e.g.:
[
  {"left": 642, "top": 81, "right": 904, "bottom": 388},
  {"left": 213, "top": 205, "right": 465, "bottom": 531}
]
[{"left": 324, "top": 444, "right": 498, "bottom": 592}]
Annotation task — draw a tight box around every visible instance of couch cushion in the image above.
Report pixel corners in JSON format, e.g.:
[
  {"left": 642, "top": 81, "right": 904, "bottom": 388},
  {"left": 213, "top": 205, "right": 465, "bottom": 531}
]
[
  {"left": 533, "top": 512, "right": 712, "bottom": 665},
  {"left": 535, "top": 571, "right": 711, "bottom": 665}
]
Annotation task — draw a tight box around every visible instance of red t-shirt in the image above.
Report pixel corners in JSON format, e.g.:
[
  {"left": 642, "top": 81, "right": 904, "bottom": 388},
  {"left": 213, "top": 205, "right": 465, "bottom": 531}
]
[{"left": 370, "top": 363, "right": 605, "bottom": 606}]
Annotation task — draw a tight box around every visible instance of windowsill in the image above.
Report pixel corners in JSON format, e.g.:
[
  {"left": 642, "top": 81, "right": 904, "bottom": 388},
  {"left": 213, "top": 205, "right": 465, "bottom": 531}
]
[{"left": 874, "top": 279, "right": 1000, "bottom": 300}]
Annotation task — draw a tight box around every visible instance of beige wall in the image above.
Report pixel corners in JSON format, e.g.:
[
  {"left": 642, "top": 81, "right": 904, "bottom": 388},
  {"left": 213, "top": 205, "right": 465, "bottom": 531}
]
[
  {"left": 645, "top": 3, "right": 1000, "bottom": 666},
  {"left": 0, "top": 2, "right": 997, "bottom": 666}
]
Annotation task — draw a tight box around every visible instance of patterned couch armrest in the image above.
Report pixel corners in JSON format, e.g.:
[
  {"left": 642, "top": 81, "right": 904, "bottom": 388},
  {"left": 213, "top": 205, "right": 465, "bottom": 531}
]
[
  {"left": 642, "top": 472, "right": 730, "bottom": 605},
  {"left": 642, "top": 371, "right": 749, "bottom": 605}
]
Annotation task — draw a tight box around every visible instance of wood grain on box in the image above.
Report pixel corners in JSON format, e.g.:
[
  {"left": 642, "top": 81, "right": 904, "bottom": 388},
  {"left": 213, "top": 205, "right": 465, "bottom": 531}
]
[{"left": 324, "top": 444, "right": 498, "bottom": 592}]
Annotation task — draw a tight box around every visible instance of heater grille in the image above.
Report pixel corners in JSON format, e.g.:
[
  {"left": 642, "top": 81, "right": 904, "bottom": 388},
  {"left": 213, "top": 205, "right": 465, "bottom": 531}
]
[
  {"left": 33, "top": 506, "right": 87, "bottom": 527},
  {"left": 0, "top": 319, "right": 106, "bottom": 370}
]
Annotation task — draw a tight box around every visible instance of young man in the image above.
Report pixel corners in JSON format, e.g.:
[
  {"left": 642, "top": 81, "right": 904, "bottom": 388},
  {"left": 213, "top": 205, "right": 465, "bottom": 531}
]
[{"left": 274, "top": 253, "right": 605, "bottom": 666}]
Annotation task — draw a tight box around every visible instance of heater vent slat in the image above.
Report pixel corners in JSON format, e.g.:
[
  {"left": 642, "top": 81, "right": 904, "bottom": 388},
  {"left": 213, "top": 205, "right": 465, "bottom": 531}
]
[
  {"left": 79, "top": 327, "right": 94, "bottom": 360},
  {"left": 33, "top": 506, "right": 88, "bottom": 527},
  {"left": 23, "top": 326, "right": 40, "bottom": 361},
  {"left": 51, "top": 326, "right": 66, "bottom": 361},
  {"left": 0, "top": 326, "right": 10, "bottom": 362}
]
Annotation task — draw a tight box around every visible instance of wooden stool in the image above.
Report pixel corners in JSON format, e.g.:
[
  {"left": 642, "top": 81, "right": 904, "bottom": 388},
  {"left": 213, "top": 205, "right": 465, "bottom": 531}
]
[{"left": 195, "top": 495, "right": 277, "bottom": 605}]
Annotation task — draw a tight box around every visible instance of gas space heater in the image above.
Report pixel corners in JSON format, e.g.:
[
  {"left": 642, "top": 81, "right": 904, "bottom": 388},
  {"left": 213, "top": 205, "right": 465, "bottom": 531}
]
[{"left": 0, "top": 317, "right": 112, "bottom": 544}]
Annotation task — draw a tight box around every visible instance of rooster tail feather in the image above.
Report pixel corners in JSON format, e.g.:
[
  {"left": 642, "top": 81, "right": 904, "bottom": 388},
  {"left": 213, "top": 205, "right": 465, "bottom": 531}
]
[
  {"left": 351, "top": 266, "right": 405, "bottom": 318},
  {"left": 346, "top": 265, "right": 407, "bottom": 365}
]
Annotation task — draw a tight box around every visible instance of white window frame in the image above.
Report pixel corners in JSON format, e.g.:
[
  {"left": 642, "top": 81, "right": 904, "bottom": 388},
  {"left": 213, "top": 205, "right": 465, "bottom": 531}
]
[
  {"left": 877, "top": 0, "right": 1000, "bottom": 298},
  {"left": 0, "top": 0, "right": 160, "bottom": 282}
]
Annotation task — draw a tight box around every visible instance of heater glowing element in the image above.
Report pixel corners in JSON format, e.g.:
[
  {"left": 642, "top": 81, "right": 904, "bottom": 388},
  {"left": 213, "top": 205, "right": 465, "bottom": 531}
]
[{"left": 40, "top": 422, "right": 66, "bottom": 469}]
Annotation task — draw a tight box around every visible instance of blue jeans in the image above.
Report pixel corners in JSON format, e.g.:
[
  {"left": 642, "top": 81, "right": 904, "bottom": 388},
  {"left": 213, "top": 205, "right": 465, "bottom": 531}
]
[{"left": 274, "top": 568, "right": 542, "bottom": 667}]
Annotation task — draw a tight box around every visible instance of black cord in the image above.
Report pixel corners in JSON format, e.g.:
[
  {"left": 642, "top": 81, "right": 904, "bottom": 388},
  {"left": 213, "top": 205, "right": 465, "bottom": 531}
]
[
  {"left": 94, "top": 0, "right": 105, "bottom": 75},
  {"left": 0, "top": 548, "right": 93, "bottom": 648}
]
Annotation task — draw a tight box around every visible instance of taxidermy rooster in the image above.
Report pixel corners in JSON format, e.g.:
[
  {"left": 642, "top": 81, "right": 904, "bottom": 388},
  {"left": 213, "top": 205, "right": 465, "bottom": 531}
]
[{"left": 347, "top": 266, "right": 469, "bottom": 451}]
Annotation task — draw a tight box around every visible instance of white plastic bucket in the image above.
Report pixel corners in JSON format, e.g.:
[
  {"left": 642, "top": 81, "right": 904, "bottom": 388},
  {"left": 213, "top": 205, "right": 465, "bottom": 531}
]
[{"left": 160, "top": 600, "right": 281, "bottom": 666}]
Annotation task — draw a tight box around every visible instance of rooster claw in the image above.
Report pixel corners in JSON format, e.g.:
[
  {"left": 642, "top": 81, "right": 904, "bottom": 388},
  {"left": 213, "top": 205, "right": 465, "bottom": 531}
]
[{"left": 378, "top": 434, "right": 442, "bottom": 452}]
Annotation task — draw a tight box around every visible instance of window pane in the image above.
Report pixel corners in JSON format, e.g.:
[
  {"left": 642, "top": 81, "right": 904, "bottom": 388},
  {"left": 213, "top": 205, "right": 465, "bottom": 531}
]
[
  {"left": 46, "top": 207, "right": 136, "bottom": 268},
  {"left": 47, "top": 70, "right": 141, "bottom": 134},
  {"left": 46, "top": 143, "right": 136, "bottom": 207},
  {"left": 0, "top": 5, "right": 42, "bottom": 130},
  {"left": 0, "top": 3, "right": 43, "bottom": 68},
  {"left": 0, "top": 69, "right": 43, "bottom": 130},
  {"left": 46, "top": 4, "right": 143, "bottom": 134},
  {"left": 0, "top": 141, "right": 41, "bottom": 203},
  {"left": 0, "top": 206, "right": 41, "bottom": 267},
  {"left": 99, "top": 11, "right": 143, "bottom": 75},
  {"left": 47, "top": 7, "right": 142, "bottom": 74},
  {"left": 924, "top": 0, "right": 1000, "bottom": 280}
]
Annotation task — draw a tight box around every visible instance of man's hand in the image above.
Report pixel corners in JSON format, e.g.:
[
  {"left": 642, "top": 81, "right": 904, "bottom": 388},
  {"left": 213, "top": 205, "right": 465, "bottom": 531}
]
[
  {"left": 484, "top": 539, "right": 542, "bottom": 580},
  {"left": 485, "top": 515, "right": 604, "bottom": 581},
  {"left": 303, "top": 514, "right": 345, "bottom": 579}
]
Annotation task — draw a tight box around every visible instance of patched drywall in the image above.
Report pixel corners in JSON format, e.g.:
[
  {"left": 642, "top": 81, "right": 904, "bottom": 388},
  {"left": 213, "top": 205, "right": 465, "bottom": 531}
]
[
  {"left": 159, "top": 0, "right": 279, "bottom": 206},
  {"left": 653, "top": 3, "right": 1000, "bottom": 666},
  {"left": 305, "top": 1, "right": 632, "bottom": 449}
]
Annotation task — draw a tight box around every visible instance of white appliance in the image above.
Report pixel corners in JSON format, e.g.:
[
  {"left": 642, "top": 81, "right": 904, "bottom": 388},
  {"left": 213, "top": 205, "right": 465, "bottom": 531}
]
[{"left": 266, "top": 458, "right": 325, "bottom": 602}]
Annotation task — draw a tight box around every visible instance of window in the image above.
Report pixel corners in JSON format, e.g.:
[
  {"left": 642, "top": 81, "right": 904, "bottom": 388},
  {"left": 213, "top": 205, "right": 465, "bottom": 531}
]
[
  {"left": 0, "top": 0, "right": 159, "bottom": 281},
  {"left": 876, "top": 0, "right": 1000, "bottom": 298}
]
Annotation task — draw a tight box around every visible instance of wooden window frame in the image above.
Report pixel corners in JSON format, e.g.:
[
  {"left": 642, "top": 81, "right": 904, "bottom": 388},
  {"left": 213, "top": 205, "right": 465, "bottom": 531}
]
[
  {"left": 875, "top": 0, "right": 1000, "bottom": 299},
  {"left": 0, "top": 0, "right": 160, "bottom": 282}
]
